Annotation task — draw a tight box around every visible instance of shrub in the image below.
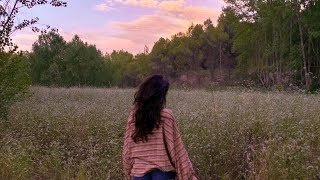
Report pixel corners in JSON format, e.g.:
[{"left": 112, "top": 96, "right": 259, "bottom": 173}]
[{"left": 0, "top": 52, "right": 31, "bottom": 122}]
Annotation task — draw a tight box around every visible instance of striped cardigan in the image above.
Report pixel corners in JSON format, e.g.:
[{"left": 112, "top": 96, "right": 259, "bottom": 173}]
[{"left": 122, "top": 108, "right": 197, "bottom": 180}]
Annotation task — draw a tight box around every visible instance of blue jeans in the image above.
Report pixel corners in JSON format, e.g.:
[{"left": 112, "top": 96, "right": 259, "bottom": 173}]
[{"left": 133, "top": 169, "right": 176, "bottom": 180}]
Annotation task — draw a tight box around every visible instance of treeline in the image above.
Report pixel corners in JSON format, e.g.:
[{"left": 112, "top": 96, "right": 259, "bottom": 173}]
[
  {"left": 27, "top": 0, "right": 320, "bottom": 90},
  {"left": 28, "top": 32, "right": 150, "bottom": 87},
  {"left": 28, "top": 19, "right": 236, "bottom": 87}
]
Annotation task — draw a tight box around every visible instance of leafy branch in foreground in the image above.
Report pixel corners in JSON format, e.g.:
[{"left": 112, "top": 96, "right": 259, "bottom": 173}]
[{"left": 0, "top": 0, "right": 67, "bottom": 52}]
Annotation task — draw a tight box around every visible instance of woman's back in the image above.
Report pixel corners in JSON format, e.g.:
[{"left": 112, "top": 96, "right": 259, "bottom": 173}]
[
  {"left": 123, "top": 108, "right": 176, "bottom": 177},
  {"left": 122, "top": 75, "right": 197, "bottom": 180},
  {"left": 123, "top": 108, "right": 197, "bottom": 180}
]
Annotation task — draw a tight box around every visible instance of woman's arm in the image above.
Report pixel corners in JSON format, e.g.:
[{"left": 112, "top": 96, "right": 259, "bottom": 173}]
[
  {"left": 122, "top": 112, "right": 134, "bottom": 179},
  {"left": 162, "top": 109, "right": 198, "bottom": 180}
]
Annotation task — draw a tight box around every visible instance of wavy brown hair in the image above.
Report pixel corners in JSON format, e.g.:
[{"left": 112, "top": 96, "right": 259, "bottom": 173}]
[{"left": 132, "top": 75, "right": 169, "bottom": 142}]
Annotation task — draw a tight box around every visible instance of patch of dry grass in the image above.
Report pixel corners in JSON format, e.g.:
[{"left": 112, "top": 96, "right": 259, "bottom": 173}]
[{"left": 0, "top": 87, "right": 319, "bottom": 179}]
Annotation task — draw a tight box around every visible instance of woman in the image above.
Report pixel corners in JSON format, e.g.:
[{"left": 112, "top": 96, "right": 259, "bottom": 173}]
[{"left": 122, "top": 75, "right": 198, "bottom": 180}]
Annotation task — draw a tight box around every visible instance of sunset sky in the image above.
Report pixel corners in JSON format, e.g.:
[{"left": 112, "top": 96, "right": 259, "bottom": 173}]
[{"left": 13, "top": 0, "right": 225, "bottom": 54}]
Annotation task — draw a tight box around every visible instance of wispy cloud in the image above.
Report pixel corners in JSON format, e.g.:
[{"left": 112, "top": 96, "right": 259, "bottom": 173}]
[
  {"left": 12, "top": 28, "right": 142, "bottom": 54},
  {"left": 99, "top": 0, "right": 222, "bottom": 24},
  {"left": 115, "top": 0, "right": 158, "bottom": 8},
  {"left": 62, "top": 30, "right": 138, "bottom": 53},
  {"left": 94, "top": 3, "right": 114, "bottom": 12},
  {"left": 112, "top": 15, "right": 189, "bottom": 45},
  {"left": 102, "top": 0, "right": 222, "bottom": 53},
  {"left": 11, "top": 30, "right": 38, "bottom": 51}
]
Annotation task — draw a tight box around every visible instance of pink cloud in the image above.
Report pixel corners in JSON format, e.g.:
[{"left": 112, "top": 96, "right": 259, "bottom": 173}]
[
  {"left": 62, "top": 30, "right": 139, "bottom": 53},
  {"left": 11, "top": 30, "right": 39, "bottom": 51},
  {"left": 103, "top": 0, "right": 222, "bottom": 24},
  {"left": 103, "top": 0, "right": 223, "bottom": 52},
  {"left": 158, "top": 0, "right": 221, "bottom": 25},
  {"left": 158, "top": 0, "right": 185, "bottom": 11},
  {"left": 13, "top": 0, "right": 224, "bottom": 54},
  {"left": 112, "top": 15, "right": 189, "bottom": 45},
  {"left": 113, "top": 0, "right": 158, "bottom": 8},
  {"left": 94, "top": 3, "right": 114, "bottom": 12},
  {"left": 181, "top": 6, "right": 221, "bottom": 25},
  {"left": 11, "top": 29, "right": 141, "bottom": 54}
]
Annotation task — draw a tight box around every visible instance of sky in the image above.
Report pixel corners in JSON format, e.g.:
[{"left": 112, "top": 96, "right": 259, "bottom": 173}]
[{"left": 12, "top": 0, "right": 226, "bottom": 54}]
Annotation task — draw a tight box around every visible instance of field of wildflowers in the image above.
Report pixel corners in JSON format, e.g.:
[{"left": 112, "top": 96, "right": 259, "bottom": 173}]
[{"left": 0, "top": 87, "right": 319, "bottom": 179}]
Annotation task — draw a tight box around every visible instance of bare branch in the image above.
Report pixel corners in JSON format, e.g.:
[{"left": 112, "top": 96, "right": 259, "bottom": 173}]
[{"left": 2, "top": 0, "right": 18, "bottom": 29}]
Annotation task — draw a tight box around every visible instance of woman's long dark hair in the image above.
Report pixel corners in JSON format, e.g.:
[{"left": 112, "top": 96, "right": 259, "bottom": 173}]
[{"left": 132, "top": 75, "right": 169, "bottom": 143}]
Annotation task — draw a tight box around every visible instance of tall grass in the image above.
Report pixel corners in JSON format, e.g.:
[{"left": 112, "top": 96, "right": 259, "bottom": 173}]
[{"left": 0, "top": 87, "right": 319, "bottom": 179}]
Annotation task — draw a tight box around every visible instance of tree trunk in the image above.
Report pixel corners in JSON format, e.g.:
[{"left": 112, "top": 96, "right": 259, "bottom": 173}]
[
  {"left": 219, "top": 42, "right": 222, "bottom": 69},
  {"left": 296, "top": 7, "right": 311, "bottom": 90}
]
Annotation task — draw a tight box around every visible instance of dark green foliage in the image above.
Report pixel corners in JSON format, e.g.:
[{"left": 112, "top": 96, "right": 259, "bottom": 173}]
[
  {"left": 149, "top": 19, "right": 234, "bottom": 84},
  {"left": 123, "top": 53, "right": 151, "bottom": 87},
  {"left": 0, "top": 52, "right": 31, "bottom": 121},
  {"left": 224, "top": 0, "right": 320, "bottom": 90},
  {"left": 63, "top": 35, "right": 104, "bottom": 86},
  {"left": 30, "top": 31, "right": 67, "bottom": 85},
  {"left": 29, "top": 33, "right": 152, "bottom": 87},
  {"left": 30, "top": 32, "right": 105, "bottom": 87},
  {"left": 108, "top": 50, "right": 134, "bottom": 86}
]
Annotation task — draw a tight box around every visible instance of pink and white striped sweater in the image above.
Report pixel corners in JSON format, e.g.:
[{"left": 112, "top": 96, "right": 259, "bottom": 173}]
[{"left": 122, "top": 108, "right": 198, "bottom": 180}]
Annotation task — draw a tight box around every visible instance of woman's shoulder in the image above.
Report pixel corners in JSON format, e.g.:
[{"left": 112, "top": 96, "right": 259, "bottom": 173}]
[
  {"left": 127, "top": 106, "right": 136, "bottom": 123},
  {"left": 161, "top": 108, "right": 173, "bottom": 115},
  {"left": 161, "top": 108, "right": 175, "bottom": 121},
  {"left": 162, "top": 107, "right": 172, "bottom": 112}
]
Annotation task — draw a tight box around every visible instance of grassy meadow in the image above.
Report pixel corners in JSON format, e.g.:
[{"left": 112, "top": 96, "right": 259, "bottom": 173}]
[{"left": 0, "top": 87, "right": 319, "bottom": 179}]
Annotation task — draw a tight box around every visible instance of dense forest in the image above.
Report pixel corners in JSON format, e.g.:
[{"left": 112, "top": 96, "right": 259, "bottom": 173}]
[
  {"left": 3, "top": 0, "right": 320, "bottom": 91},
  {"left": 26, "top": 0, "right": 320, "bottom": 91}
]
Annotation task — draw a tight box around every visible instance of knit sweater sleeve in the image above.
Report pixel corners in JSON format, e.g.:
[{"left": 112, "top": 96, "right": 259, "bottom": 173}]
[
  {"left": 162, "top": 109, "right": 198, "bottom": 180},
  {"left": 122, "top": 111, "right": 134, "bottom": 179}
]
